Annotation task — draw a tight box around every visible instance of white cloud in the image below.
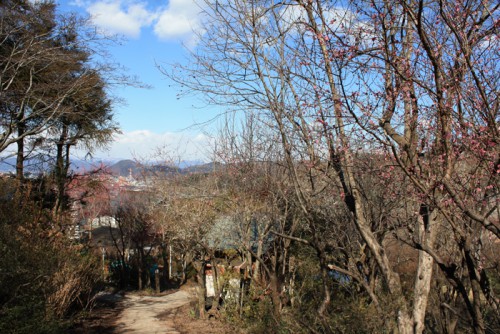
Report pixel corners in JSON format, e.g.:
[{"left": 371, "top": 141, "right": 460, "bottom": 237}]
[
  {"left": 83, "top": 130, "right": 212, "bottom": 161},
  {"left": 86, "top": 1, "right": 155, "bottom": 38},
  {"left": 80, "top": 1, "right": 203, "bottom": 43},
  {"left": 280, "top": 4, "right": 375, "bottom": 49},
  {"left": 154, "top": 0, "right": 202, "bottom": 44}
]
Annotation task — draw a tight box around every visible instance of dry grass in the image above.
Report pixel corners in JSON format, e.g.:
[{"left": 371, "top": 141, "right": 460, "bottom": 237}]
[{"left": 168, "top": 303, "right": 241, "bottom": 334}]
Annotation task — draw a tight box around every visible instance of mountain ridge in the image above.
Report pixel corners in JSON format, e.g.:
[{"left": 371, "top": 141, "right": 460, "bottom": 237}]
[{"left": 0, "top": 157, "right": 213, "bottom": 176}]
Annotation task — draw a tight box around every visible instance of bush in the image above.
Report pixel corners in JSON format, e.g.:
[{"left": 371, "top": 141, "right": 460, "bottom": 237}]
[{"left": 0, "top": 179, "right": 101, "bottom": 333}]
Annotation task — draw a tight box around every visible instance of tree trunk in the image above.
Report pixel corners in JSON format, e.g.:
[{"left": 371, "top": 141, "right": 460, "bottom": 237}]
[
  {"left": 144, "top": 267, "right": 151, "bottom": 289},
  {"left": 209, "top": 260, "right": 222, "bottom": 318},
  {"left": 161, "top": 242, "right": 169, "bottom": 283},
  {"left": 397, "top": 311, "right": 413, "bottom": 334},
  {"left": 463, "top": 236, "right": 486, "bottom": 334},
  {"left": 412, "top": 250, "right": 435, "bottom": 333},
  {"left": 193, "top": 261, "right": 206, "bottom": 319},
  {"left": 155, "top": 269, "right": 160, "bottom": 294},
  {"left": 253, "top": 238, "right": 263, "bottom": 283},
  {"left": 138, "top": 249, "right": 143, "bottom": 290},
  {"left": 269, "top": 273, "right": 282, "bottom": 319},
  {"left": 181, "top": 253, "right": 187, "bottom": 284},
  {"left": 413, "top": 208, "right": 438, "bottom": 333},
  {"left": 54, "top": 123, "right": 68, "bottom": 214},
  {"left": 314, "top": 243, "right": 331, "bottom": 320},
  {"left": 16, "top": 118, "right": 25, "bottom": 181}
]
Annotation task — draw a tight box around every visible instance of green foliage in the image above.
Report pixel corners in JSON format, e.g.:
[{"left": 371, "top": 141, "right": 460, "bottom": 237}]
[
  {"left": 0, "top": 0, "right": 120, "bottom": 330},
  {"left": 0, "top": 179, "right": 101, "bottom": 333}
]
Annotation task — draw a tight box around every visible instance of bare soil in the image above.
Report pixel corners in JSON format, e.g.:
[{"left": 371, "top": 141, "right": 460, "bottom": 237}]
[{"left": 69, "top": 286, "right": 237, "bottom": 334}]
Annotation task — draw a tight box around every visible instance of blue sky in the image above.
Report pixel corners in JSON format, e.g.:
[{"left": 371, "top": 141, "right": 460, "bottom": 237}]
[{"left": 58, "top": 0, "right": 218, "bottom": 161}]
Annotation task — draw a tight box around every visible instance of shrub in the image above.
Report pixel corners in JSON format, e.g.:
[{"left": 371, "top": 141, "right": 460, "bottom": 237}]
[{"left": 0, "top": 179, "right": 101, "bottom": 333}]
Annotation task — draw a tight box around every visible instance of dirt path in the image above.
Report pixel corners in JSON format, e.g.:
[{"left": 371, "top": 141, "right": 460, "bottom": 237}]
[
  {"left": 113, "top": 290, "right": 194, "bottom": 334},
  {"left": 70, "top": 287, "right": 235, "bottom": 334}
]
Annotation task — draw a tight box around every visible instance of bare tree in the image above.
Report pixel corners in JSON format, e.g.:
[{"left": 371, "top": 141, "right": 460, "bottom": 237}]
[{"left": 164, "top": 0, "right": 498, "bottom": 332}]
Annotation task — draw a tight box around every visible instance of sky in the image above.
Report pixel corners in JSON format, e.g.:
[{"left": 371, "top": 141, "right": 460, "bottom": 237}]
[{"left": 58, "top": 0, "right": 219, "bottom": 162}]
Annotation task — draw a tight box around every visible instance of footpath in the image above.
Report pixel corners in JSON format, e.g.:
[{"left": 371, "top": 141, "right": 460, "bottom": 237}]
[
  {"left": 70, "top": 286, "right": 233, "bottom": 334},
  {"left": 113, "top": 290, "right": 193, "bottom": 334}
]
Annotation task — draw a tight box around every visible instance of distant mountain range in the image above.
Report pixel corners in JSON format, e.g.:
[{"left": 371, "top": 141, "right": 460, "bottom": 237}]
[
  {"left": 107, "top": 159, "right": 217, "bottom": 177},
  {"left": 0, "top": 157, "right": 120, "bottom": 174},
  {"left": 0, "top": 156, "right": 214, "bottom": 177}
]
